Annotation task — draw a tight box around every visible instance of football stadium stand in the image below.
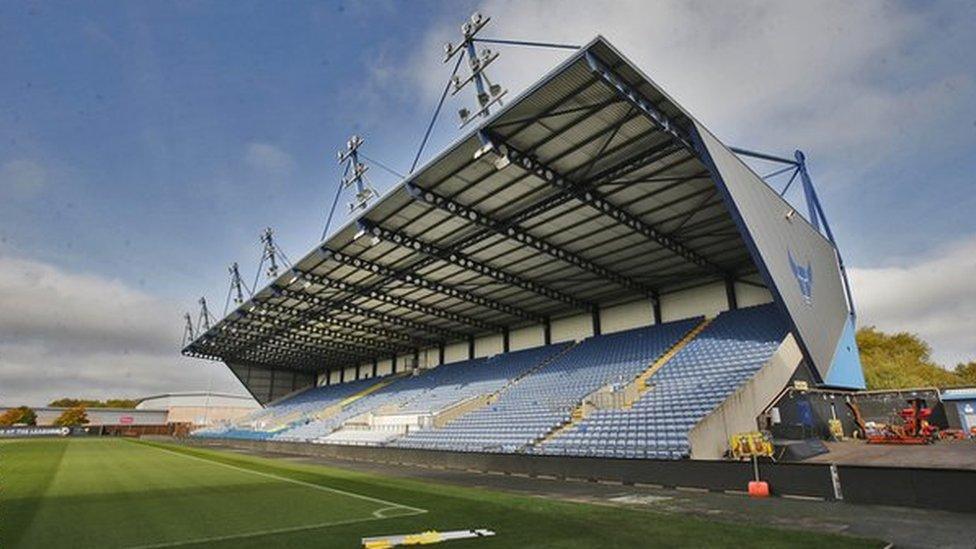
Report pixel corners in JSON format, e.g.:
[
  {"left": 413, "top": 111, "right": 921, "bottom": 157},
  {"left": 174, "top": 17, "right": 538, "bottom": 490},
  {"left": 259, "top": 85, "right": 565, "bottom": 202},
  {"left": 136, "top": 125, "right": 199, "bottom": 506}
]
[
  {"left": 183, "top": 33, "right": 866, "bottom": 463},
  {"left": 392, "top": 318, "right": 700, "bottom": 452},
  {"left": 535, "top": 304, "right": 788, "bottom": 458},
  {"left": 196, "top": 306, "right": 794, "bottom": 460}
]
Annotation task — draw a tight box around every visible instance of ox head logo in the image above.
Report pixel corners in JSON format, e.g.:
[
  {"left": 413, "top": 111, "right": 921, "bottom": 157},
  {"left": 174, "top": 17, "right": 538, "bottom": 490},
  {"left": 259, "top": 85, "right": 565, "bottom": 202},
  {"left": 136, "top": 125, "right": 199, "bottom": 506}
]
[{"left": 788, "top": 250, "right": 813, "bottom": 306}]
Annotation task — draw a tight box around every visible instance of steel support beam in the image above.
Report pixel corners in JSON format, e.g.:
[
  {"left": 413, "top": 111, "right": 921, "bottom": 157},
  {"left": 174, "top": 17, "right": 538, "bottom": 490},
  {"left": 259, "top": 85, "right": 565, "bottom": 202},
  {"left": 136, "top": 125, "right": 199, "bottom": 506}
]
[
  {"left": 316, "top": 248, "right": 545, "bottom": 323},
  {"left": 275, "top": 286, "right": 465, "bottom": 341},
  {"left": 199, "top": 314, "right": 405, "bottom": 356},
  {"left": 357, "top": 219, "right": 595, "bottom": 312},
  {"left": 584, "top": 51, "right": 694, "bottom": 152},
  {"left": 293, "top": 269, "right": 502, "bottom": 331},
  {"left": 406, "top": 181, "right": 658, "bottom": 299},
  {"left": 200, "top": 302, "right": 415, "bottom": 357},
  {"left": 218, "top": 325, "right": 379, "bottom": 359},
  {"left": 481, "top": 131, "right": 722, "bottom": 276}
]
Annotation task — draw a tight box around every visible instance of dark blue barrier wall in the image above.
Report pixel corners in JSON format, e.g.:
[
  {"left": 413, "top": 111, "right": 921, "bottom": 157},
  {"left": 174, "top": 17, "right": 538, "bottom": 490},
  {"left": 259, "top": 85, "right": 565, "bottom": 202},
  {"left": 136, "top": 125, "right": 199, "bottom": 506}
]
[{"left": 186, "top": 438, "right": 975, "bottom": 513}]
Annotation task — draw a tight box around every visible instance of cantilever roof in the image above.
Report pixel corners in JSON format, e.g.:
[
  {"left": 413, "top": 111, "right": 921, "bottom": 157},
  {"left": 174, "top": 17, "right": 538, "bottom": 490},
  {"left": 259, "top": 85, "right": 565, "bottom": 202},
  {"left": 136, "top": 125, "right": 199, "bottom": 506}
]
[{"left": 182, "top": 37, "right": 767, "bottom": 373}]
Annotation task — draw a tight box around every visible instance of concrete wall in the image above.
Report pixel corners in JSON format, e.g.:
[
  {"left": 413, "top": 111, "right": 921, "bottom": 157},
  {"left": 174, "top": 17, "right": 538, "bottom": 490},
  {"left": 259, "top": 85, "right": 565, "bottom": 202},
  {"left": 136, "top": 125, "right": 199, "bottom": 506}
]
[
  {"left": 356, "top": 365, "right": 369, "bottom": 380},
  {"left": 510, "top": 324, "right": 544, "bottom": 350},
  {"left": 551, "top": 312, "right": 593, "bottom": 343},
  {"left": 418, "top": 347, "right": 438, "bottom": 369},
  {"left": 377, "top": 358, "right": 393, "bottom": 377},
  {"left": 661, "top": 281, "right": 728, "bottom": 322},
  {"left": 688, "top": 333, "right": 803, "bottom": 460},
  {"left": 476, "top": 333, "right": 504, "bottom": 357},
  {"left": 600, "top": 299, "right": 655, "bottom": 334},
  {"left": 735, "top": 282, "right": 773, "bottom": 308},
  {"left": 397, "top": 352, "right": 414, "bottom": 372},
  {"left": 444, "top": 341, "right": 468, "bottom": 364}
]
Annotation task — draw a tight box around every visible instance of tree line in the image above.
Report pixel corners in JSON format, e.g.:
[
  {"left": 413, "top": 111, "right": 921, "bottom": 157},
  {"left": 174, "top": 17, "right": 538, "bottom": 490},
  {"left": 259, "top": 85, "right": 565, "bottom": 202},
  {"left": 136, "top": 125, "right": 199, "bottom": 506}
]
[{"left": 857, "top": 327, "right": 976, "bottom": 389}]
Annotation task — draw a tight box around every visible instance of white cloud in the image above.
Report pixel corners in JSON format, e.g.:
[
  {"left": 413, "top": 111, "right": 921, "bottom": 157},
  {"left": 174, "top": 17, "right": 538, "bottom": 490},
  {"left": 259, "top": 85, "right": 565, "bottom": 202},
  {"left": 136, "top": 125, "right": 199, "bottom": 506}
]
[
  {"left": 0, "top": 253, "right": 248, "bottom": 406},
  {"left": 850, "top": 234, "right": 976, "bottom": 367},
  {"left": 403, "top": 1, "right": 974, "bottom": 184},
  {"left": 0, "top": 159, "right": 47, "bottom": 197},
  {"left": 243, "top": 142, "right": 296, "bottom": 175}
]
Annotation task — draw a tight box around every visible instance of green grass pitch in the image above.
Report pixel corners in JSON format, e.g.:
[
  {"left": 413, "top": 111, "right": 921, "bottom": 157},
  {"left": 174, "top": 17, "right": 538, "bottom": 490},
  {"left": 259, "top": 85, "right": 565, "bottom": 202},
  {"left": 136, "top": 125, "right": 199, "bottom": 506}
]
[{"left": 1, "top": 438, "right": 880, "bottom": 548}]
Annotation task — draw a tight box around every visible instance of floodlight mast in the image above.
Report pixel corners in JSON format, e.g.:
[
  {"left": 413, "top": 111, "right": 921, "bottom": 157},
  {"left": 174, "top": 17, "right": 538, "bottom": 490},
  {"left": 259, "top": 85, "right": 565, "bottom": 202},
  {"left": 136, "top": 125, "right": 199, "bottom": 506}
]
[
  {"left": 337, "top": 135, "right": 378, "bottom": 212},
  {"left": 260, "top": 227, "right": 280, "bottom": 279},
  {"left": 198, "top": 297, "right": 212, "bottom": 331},
  {"left": 229, "top": 262, "right": 247, "bottom": 305},
  {"left": 182, "top": 312, "right": 195, "bottom": 347},
  {"left": 444, "top": 13, "right": 507, "bottom": 127}
]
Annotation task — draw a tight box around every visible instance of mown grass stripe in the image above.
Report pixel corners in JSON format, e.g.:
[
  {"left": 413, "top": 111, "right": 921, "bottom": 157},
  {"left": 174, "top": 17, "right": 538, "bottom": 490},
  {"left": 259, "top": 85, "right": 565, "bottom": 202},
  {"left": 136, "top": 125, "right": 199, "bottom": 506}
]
[{"left": 132, "top": 441, "right": 427, "bottom": 515}]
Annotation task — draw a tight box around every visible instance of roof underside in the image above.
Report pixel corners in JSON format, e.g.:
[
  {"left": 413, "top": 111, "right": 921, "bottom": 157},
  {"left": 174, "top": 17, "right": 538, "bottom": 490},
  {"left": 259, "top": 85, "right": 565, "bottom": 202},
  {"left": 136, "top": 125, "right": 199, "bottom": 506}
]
[{"left": 183, "top": 38, "right": 761, "bottom": 373}]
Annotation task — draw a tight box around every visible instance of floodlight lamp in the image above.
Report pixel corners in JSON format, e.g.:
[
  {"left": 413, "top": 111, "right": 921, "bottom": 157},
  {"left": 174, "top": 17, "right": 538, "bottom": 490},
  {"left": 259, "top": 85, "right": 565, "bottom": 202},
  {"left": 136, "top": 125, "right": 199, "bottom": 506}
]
[
  {"left": 370, "top": 235, "right": 381, "bottom": 247},
  {"left": 444, "top": 42, "right": 453, "bottom": 55},
  {"left": 461, "top": 22, "right": 472, "bottom": 36},
  {"left": 472, "top": 143, "right": 493, "bottom": 161},
  {"left": 785, "top": 208, "right": 796, "bottom": 221},
  {"left": 471, "top": 12, "right": 483, "bottom": 25},
  {"left": 477, "top": 92, "right": 489, "bottom": 107},
  {"left": 353, "top": 228, "right": 367, "bottom": 241},
  {"left": 458, "top": 107, "right": 470, "bottom": 121},
  {"left": 489, "top": 83, "right": 502, "bottom": 97}
]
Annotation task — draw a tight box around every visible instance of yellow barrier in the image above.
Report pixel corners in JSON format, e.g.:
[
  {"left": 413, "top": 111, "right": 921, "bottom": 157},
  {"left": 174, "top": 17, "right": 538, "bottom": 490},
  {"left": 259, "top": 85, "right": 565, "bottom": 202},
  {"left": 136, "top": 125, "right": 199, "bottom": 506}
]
[{"left": 729, "top": 431, "right": 773, "bottom": 459}]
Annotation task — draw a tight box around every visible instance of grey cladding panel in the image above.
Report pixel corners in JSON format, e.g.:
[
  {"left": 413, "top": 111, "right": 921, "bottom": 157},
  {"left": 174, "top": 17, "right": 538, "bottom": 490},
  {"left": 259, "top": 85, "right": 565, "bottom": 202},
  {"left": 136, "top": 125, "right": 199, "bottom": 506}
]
[
  {"left": 225, "top": 362, "right": 314, "bottom": 405},
  {"left": 694, "top": 122, "right": 849, "bottom": 382}
]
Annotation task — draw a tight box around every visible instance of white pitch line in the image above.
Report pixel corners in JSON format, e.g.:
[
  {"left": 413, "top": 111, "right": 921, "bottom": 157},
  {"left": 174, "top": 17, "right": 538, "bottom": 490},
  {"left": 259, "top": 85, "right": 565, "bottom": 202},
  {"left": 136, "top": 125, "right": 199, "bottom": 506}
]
[
  {"left": 135, "top": 442, "right": 427, "bottom": 514},
  {"left": 127, "top": 513, "right": 408, "bottom": 549}
]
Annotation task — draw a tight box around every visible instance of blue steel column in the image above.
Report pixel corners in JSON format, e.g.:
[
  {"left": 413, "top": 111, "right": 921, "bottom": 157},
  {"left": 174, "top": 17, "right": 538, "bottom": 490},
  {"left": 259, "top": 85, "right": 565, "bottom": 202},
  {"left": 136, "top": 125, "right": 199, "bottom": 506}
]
[{"left": 794, "top": 150, "right": 857, "bottom": 318}]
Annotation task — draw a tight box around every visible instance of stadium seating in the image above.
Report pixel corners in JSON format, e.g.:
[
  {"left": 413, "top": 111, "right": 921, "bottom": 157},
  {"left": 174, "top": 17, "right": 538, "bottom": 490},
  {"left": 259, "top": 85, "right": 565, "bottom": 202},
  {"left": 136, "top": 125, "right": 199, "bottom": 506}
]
[
  {"left": 193, "top": 377, "right": 381, "bottom": 439},
  {"left": 194, "top": 305, "right": 789, "bottom": 460},
  {"left": 272, "top": 343, "right": 568, "bottom": 442},
  {"left": 535, "top": 304, "right": 788, "bottom": 459},
  {"left": 391, "top": 318, "right": 701, "bottom": 453}
]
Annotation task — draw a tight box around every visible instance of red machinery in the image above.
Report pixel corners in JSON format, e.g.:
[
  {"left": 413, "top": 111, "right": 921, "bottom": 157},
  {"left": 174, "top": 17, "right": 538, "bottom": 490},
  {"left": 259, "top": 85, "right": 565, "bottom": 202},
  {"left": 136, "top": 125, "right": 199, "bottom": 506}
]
[{"left": 849, "top": 398, "right": 938, "bottom": 445}]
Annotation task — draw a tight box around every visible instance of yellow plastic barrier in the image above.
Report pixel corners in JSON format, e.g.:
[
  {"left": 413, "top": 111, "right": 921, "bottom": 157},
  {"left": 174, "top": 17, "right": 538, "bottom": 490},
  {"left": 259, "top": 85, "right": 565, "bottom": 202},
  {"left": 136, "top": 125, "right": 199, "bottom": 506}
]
[{"left": 729, "top": 431, "right": 773, "bottom": 459}]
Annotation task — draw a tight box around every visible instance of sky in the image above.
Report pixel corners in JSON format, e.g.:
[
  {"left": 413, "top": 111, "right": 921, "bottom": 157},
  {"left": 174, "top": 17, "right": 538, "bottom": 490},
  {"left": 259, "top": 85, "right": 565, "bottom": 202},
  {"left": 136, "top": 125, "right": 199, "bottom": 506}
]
[{"left": 1, "top": 1, "right": 975, "bottom": 406}]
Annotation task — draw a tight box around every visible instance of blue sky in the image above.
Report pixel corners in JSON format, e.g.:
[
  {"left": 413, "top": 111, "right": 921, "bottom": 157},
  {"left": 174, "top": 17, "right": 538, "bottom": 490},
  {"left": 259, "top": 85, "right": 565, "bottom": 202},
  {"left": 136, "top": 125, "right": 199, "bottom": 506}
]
[{"left": 1, "top": 1, "right": 974, "bottom": 405}]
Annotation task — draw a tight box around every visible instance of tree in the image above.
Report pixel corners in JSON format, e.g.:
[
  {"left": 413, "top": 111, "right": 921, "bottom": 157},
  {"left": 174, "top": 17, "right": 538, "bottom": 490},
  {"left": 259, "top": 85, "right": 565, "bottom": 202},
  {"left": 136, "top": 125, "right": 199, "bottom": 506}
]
[
  {"left": 857, "top": 327, "right": 966, "bottom": 390},
  {"left": 955, "top": 362, "right": 976, "bottom": 385},
  {"left": 0, "top": 406, "right": 37, "bottom": 426},
  {"left": 53, "top": 406, "right": 90, "bottom": 427}
]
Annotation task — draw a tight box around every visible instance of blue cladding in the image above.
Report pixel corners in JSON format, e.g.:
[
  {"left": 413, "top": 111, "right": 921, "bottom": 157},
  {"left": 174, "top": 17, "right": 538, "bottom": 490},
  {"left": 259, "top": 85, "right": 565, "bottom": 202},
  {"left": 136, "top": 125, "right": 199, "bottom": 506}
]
[{"left": 822, "top": 315, "right": 866, "bottom": 389}]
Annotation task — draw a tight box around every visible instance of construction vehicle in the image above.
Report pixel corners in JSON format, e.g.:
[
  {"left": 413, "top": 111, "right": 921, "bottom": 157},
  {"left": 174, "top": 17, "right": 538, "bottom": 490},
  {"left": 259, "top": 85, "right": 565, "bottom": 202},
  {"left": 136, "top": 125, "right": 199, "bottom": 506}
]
[{"left": 847, "top": 398, "right": 937, "bottom": 445}]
